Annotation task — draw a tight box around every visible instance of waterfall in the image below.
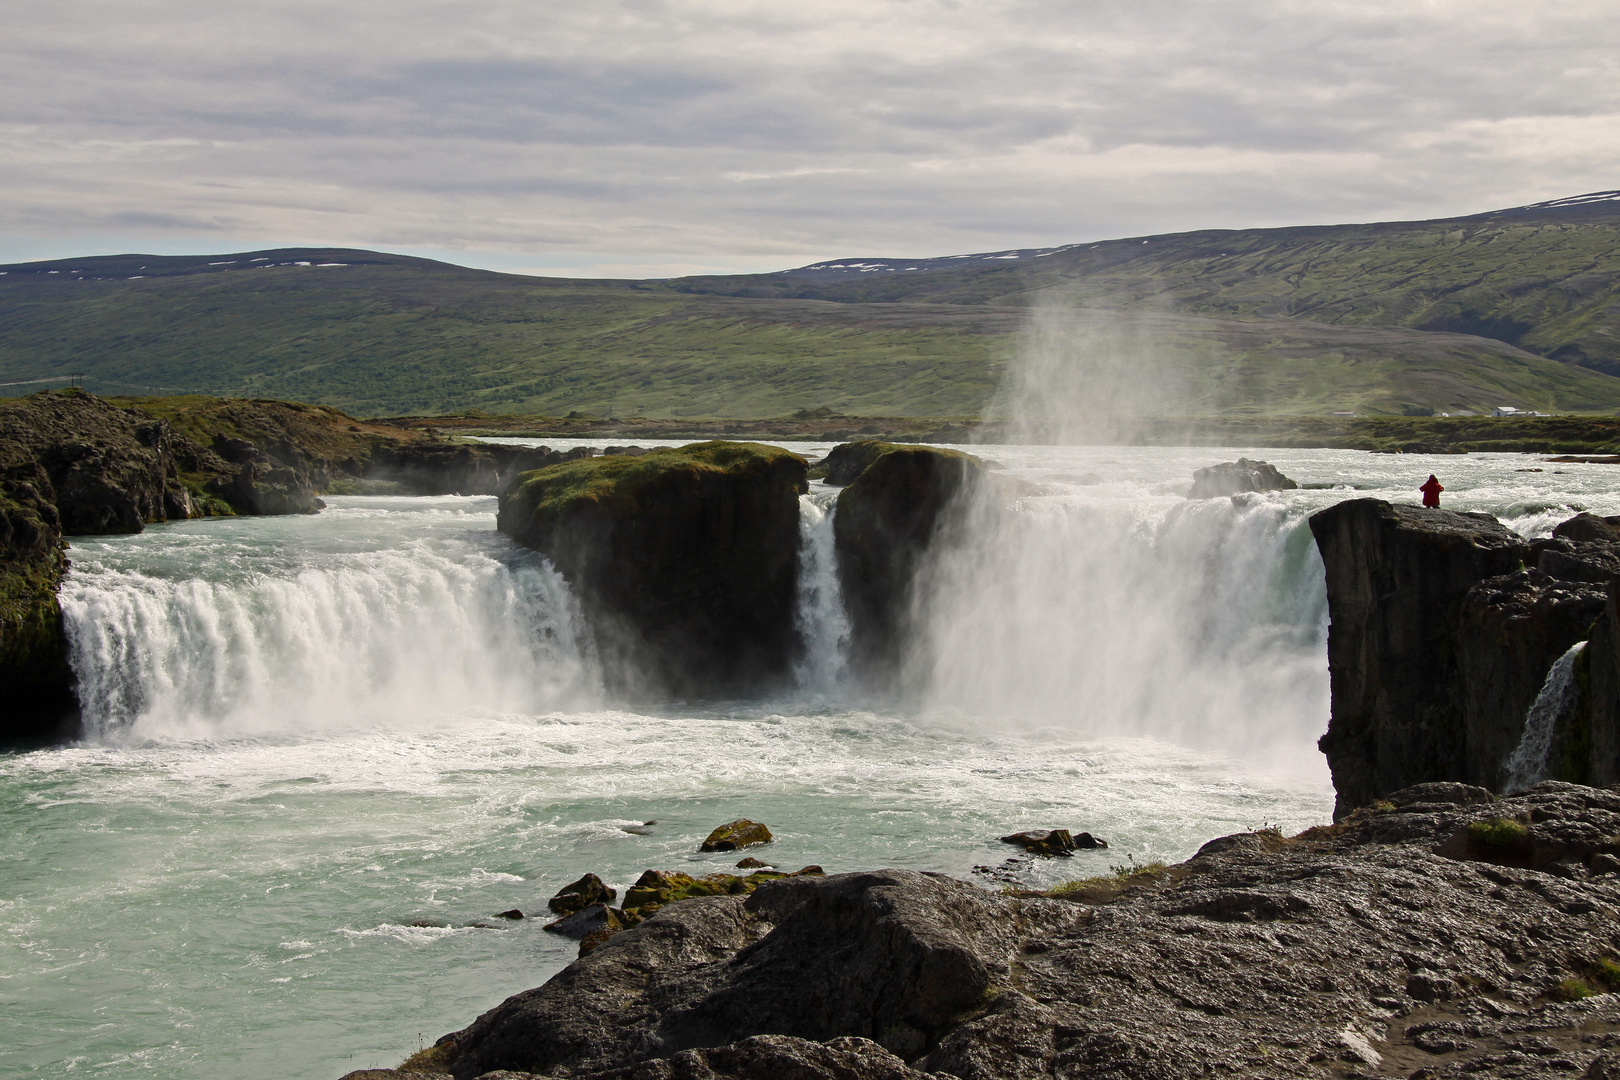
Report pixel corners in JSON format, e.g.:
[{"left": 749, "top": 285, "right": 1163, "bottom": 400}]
[
  {"left": 793, "top": 490, "right": 851, "bottom": 695},
  {"left": 907, "top": 488, "right": 1330, "bottom": 770},
  {"left": 60, "top": 536, "right": 598, "bottom": 741},
  {"left": 1502, "top": 640, "right": 1587, "bottom": 793}
]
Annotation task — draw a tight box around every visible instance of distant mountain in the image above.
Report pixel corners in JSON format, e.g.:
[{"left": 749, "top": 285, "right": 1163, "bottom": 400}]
[{"left": 1, "top": 193, "right": 1618, "bottom": 419}]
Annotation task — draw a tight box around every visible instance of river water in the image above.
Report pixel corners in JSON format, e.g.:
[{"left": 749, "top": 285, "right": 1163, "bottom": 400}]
[{"left": 4, "top": 441, "right": 1617, "bottom": 1079}]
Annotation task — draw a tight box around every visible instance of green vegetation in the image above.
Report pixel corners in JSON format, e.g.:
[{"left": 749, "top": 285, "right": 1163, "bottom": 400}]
[
  {"left": 1556, "top": 977, "right": 1595, "bottom": 1002},
  {"left": 2, "top": 196, "right": 1619, "bottom": 421},
  {"left": 1467, "top": 817, "right": 1530, "bottom": 849},
  {"left": 1045, "top": 860, "right": 1172, "bottom": 904}
]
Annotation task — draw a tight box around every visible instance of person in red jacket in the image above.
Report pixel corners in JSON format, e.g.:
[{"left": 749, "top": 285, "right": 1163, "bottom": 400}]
[{"left": 1420, "top": 474, "right": 1444, "bottom": 507}]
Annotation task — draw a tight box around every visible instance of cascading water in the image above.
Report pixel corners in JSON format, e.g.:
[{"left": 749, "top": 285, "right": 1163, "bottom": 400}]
[
  {"left": 792, "top": 490, "right": 850, "bottom": 696},
  {"left": 58, "top": 496, "right": 598, "bottom": 741},
  {"left": 908, "top": 481, "right": 1330, "bottom": 772},
  {"left": 1502, "top": 640, "right": 1588, "bottom": 793}
]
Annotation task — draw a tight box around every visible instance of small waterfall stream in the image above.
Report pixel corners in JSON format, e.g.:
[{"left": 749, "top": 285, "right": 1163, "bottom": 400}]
[
  {"left": 792, "top": 490, "right": 850, "bottom": 695},
  {"left": 1503, "top": 640, "right": 1587, "bottom": 793}
]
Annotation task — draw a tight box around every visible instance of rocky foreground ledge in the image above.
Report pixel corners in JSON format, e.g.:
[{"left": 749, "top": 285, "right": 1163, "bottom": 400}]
[{"left": 347, "top": 782, "right": 1620, "bottom": 1080}]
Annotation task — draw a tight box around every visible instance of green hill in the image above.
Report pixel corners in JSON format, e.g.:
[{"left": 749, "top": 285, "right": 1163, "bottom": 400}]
[{"left": 1, "top": 192, "right": 1618, "bottom": 419}]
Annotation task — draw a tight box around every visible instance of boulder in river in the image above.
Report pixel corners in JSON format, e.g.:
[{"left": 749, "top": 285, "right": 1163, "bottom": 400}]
[
  {"left": 998, "top": 829, "right": 1107, "bottom": 856},
  {"left": 543, "top": 903, "right": 623, "bottom": 939},
  {"left": 369, "top": 784, "right": 1620, "bottom": 1080},
  {"left": 701, "top": 819, "right": 774, "bottom": 851},
  {"left": 496, "top": 442, "right": 808, "bottom": 698},
  {"left": 1187, "top": 457, "right": 1298, "bottom": 499},
  {"left": 548, "top": 873, "right": 616, "bottom": 916}
]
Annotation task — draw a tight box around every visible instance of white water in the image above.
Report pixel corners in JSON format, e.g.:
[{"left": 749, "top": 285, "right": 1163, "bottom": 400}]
[
  {"left": 792, "top": 489, "right": 851, "bottom": 696},
  {"left": 59, "top": 498, "right": 599, "bottom": 742},
  {"left": 8, "top": 443, "right": 1620, "bottom": 1079},
  {"left": 1503, "top": 640, "right": 1589, "bottom": 793}
]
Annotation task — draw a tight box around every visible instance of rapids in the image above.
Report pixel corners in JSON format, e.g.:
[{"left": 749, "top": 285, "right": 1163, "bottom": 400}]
[{"left": 5, "top": 440, "right": 1619, "bottom": 1079}]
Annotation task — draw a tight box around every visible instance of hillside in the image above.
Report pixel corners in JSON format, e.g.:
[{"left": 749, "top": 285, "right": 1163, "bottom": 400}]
[
  {"left": 1, "top": 192, "right": 1618, "bottom": 419},
  {"left": 679, "top": 191, "right": 1620, "bottom": 377}
]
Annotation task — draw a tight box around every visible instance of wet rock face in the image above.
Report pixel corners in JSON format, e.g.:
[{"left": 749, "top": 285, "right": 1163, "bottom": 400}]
[
  {"left": 832, "top": 444, "right": 986, "bottom": 679},
  {"left": 1187, "top": 457, "right": 1298, "bottom": 499},
  {"left": 370, "top": 784, "right": 1620, "bottom": 1080},
  {"left": 496, "top": 442, "right": 807, "bottom": 699},
  {"left": 1456, "top": 569, "right": 1607, "bottom": 789},
  {"left": 1310, "top": 499, "right": 1531, "bottom": 816}
]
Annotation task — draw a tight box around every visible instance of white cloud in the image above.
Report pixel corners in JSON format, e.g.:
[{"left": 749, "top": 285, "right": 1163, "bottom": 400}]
[{"left": 1, "top": 0, "right": 1617, "bottom": 271}]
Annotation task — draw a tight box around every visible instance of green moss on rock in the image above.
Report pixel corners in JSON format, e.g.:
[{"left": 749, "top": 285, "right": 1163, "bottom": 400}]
[{"left": 699, "top": 819, "right": 773, "bottom": 852}]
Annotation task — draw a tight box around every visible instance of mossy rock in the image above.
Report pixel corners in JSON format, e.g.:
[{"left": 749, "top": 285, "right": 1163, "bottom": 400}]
[
  {"left": 700, "top": 819, "right": 774, "bottom": 852},
  {"left": 496, "top": 442, "right": 808, "bottom": 698},
  {"left": 618, "top": 865, "right": 823, "bottom": 921}
]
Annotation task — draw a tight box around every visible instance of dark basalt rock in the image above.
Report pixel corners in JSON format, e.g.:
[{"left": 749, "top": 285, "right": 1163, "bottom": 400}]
[
  {"left": 208, "top": 437, "right": 319, "bottom": 515},
  {"left": 1309, "top": 499, "right": 1531, "bottom": 817},
  {"left": 364, "top": 443, "right": 591, "bottom": 495},
  {"left": 817, "top": 439, "right": 894, "bottom": 486},
  {"left": 1187, "top": 457, "right": 1298, "bottom": 499},
  {"left": 999, "top": 829, "right": 1107, "bottom": 856},
  {"left": 548, "top": 873, "right": 616, "bottom": 916},
  {"left": 496, "top": 442, "right": 808, "bottom": 698},
  {"left": 1553, "top": 512, "right": 1620, "bottom": 544},
  {"left": 832, "top": 443, "right": 986, "bottom": 679},
  {"left": 362, "top": 785, "right": 1620, "bottom": 1080},
  {"left": 543, "top": 904, "right": 623, "bottom": 939},
  {"left": 1311, "top": 498, "right": 1620, "bottom": 815},
  {"left": 0, "top": 391, "right": 214, "bottom": 737}
]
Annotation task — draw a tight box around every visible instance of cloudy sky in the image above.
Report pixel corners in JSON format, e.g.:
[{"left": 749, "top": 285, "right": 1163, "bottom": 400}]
[{"left": 2, "top": 0, "right": 1616, "bottom": 276}]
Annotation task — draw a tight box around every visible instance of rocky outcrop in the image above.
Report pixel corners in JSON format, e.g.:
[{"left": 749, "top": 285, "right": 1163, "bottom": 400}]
[
  {"left": 817, "top": 439, "right": 894, "bottom": 486},
  {"left": 1311, "top": 500, "right": 1530, "bottom": 815},
  {"left": 832, "top": 444, "right": 987, "bottom": 678},
  {"left": 1309, "top": 498, "right": 1620, "bottom": 816},
  {"left": 1187, "top": 457, "right": 1298, "bottom": 498},
  {"left": 496, "top": 442, "right": 808, "bottom": 698},
  {"left": 351, "top": 783, "right": 1620, "bottom": 1080},
  {"left": 0, "top": 390, "right": 212, "bottom": 737},
  {"left": 365, "top": 443, "right": 589, "bottom": 496}
]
